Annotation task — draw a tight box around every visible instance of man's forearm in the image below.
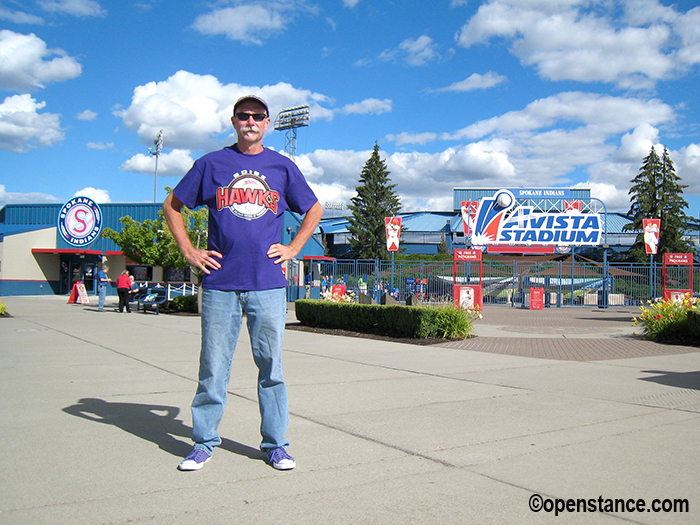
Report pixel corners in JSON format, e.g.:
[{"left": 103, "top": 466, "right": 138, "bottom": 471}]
[
  {"left": 163, "top": 193, "right": 195, "bottom": 257},
  {"left": 289, "top": 202, "right": 324, "bottom": 255}
]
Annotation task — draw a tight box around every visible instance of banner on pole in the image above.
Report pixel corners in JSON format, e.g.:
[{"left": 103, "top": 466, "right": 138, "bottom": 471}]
[
  {"left": 385, "top": 217, "right": 402, "bottom": 252},
  {"left": 460, "top": 201, "right": 478, "bottom": 236},
  {"left": 643, "top": 219, "right": 661, "bottom": 255}
]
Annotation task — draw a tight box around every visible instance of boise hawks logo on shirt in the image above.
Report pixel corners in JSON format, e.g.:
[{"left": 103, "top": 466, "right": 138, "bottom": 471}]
[{"left": 216, "top": 170, "right": 280, "bottom": 220}]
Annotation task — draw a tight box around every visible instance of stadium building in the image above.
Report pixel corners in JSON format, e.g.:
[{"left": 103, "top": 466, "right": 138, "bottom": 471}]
[{"left": 1, "top": 187, "right": 697, "bottom": 297}]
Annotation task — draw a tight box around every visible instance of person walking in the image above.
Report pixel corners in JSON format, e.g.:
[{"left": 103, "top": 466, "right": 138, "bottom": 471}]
[
  {"left": 163, "top": 95, "right": 323, "bottom": 472},
  {"left": 116, "top": 271, "right": 133, "bottom": 313},
  {"left": 96, "top": 265, "right": 110, "bottom": 311}
]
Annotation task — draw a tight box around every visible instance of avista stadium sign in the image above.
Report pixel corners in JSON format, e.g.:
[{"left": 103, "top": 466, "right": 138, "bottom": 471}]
[{"left": 461, "top": 190, "right": 603, "bottom": 247}]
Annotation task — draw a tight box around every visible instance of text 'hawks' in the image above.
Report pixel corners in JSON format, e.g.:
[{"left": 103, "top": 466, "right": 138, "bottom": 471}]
[{"left": 216, "top": 186, "right": 279, "bottom": 213}]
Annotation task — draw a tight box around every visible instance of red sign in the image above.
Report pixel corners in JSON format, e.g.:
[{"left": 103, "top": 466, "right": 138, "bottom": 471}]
[
  {"left": 664, "top": 253, "right": 692, "bottom": 265},
  {"left": 453, "top": 248, "right": 482, "bottom": 261},
  {"left": 67, "top": 281, "right": 90, "bottom": 304},
  {"left": 530, "top": 287, "right": 544, "bottom": 310},
  {"left": 564, "top": 200, "right": 582, "bottom": 212},
  {"left": 385, "top": 217, "right": 402, "bottom": 252},
  {"left": 331, "top": 284, "right": 347, "bottom": 296},
  {"left": 454, "top": 285, "right": 483, "bottom": 310},
  {"left": 643, "top": 219, "right": 661, "bottom": 255}
]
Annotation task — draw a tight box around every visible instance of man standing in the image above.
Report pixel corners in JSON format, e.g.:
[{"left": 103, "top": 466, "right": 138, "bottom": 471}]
[
  {"left": 96, "top": 265, "right": 110, "bottom": 311},
  {"left": 163, "top": 95, "right": 323, "bottom": 472}
]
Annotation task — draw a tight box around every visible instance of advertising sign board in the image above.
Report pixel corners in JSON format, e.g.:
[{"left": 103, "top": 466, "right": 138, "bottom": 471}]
[
  {"left": 57, "top": 196, "right": 103, "bottom": 248},
  {"left": 466, "top": 189, "right": 603, "bottom": 248}
]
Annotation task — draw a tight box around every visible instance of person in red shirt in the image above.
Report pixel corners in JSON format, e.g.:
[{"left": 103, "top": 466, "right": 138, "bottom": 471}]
[{"left": 116, "top": 271, "right": 133, "bottom": 313}]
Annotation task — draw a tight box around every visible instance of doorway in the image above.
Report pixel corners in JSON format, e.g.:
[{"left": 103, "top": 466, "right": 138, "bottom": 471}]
[{"left": 60, "top": 255, "right": 100, "bottom": 294}]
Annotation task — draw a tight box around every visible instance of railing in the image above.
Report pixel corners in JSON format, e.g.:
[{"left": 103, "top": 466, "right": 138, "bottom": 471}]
[
  {"left": 133, "top": 282, "right": 199, "bottom": 300},
  {"left": 297, "top": 258, "right": 700, "bottom": 307}
]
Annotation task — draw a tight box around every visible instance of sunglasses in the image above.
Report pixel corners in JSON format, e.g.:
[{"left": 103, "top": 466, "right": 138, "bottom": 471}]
[{"left": 234, "top": 112, "right": 268, "bottom": 122}]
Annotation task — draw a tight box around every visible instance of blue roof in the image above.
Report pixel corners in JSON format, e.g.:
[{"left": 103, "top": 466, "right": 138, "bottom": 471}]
[
  {"left": 319, "top": 211, "right": 698, "bottom": 237},
  {"left": 320, "top": 211, "right": 454, "bottom": 235},
  {"left": 0, "top": 223, "right": 54, "bottom": 241}
]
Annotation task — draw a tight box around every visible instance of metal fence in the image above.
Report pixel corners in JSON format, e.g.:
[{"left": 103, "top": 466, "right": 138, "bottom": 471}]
[{"left": 294, "top": 258, "right": 699, "bottom": 307}]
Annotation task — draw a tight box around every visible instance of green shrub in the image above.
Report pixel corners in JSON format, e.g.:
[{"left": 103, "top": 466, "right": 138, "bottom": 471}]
[
  {"left": 169, "top": 294, "right": 198, "bottom": 313},
  {"left": 688, "top": 310, "right": 700, "bottom": 339},
  {"left": 632, "top": 295, "right": 699, "bottom": 342},
  {"left": 294, "top": 300, "right": 477, "bottom": 339},
  {"left": 0, "top": 300, "right": 6, "bottom": 316}
]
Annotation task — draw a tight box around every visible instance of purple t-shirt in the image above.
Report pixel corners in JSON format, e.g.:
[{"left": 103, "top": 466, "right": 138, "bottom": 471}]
[{"left": 173, "top": 145, "right": 318, "bottom": 291}]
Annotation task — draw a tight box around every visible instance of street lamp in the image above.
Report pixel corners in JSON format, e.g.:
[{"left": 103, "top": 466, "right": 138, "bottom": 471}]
[{"left": 149, "top": 129, "right": 163, "bottom": 202}]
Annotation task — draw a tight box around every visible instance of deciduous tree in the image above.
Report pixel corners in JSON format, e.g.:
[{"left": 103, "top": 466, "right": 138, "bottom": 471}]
[{"left": 102, "top": 188, "right": 209, "bottom": 280}]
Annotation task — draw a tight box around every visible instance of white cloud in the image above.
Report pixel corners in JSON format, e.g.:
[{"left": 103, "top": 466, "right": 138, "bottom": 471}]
[
  {"left": 575, "top": 182, "right": 631, "bottom": 213},
  {"left": 674, "top": 143, "right": 700, "bottom": 195},
  {"left": 614, "top": 123, "right": 659, "bottom": 162},
  {"left": 120, "top": 149, "right": 195, "bottom": 176},
  {"left": 86, "top": 141, "right": 113, "bottom": 149},
  {"left": 342, "top": 0, "right": 361, "bottom": 7},
  {"left": 0, "top": 94, "right": 63, "bottom": 152},
  {"left": 339, "top": 98, "right": 392, "bottom": 115},
  {"left": 431, "top": 71, "right": 507, "bottom": 92},
  {"left": 38, "top": 0, "right": 106, "bottom": 18},
  {"left": 385, "top": 132, "right": 438, "bottom": 146},
  {"left": 673, "top": 6, "right": 700, "bottom": 67},
  {"left": 76, "top": 109, "right": 97, "bottom": 121},
  {"left": 114, "top": 70, "right": 333, "bottom": 151},
  {"left": 291, "top": 90, "right": 691, "bottom": 213},
  {"left": 73, "top": 187, "right": 111, "bottom": 203},
  {"left": 0, "top": 8, "right": 44, "bottom": 24},
  {"left": 443, "top": 92, "right": 674, "bottom": 141},
  {"left": 0, "top": 30, "right": 82, "bottom": 90},
  {"left": 0, "top": 184, "right": 59, "bottom": 207},
  {"left": 192, "top": 5, "right": 289, "bottom": 45},
  {"left": 455, "top": 0, "right": 696, "bottom": 89},
  {"left": 380, "top": 35, "right": 439, "bottom": 66},
  {"left": 295, "top": 142, "right": 517, "bottom": 212}
]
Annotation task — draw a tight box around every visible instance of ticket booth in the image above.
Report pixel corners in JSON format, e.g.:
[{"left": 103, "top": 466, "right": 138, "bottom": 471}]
[
  {"left": 453, "top": 248, "right": 483, "bottom": 310},
  {"left": 662, "top": 253, "right": 693, "bottom": 301}
]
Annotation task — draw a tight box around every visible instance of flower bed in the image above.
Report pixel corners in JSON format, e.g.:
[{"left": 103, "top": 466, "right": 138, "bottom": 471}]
[{"left": 632, "top": 294, "right": 699, "bottom": 343}]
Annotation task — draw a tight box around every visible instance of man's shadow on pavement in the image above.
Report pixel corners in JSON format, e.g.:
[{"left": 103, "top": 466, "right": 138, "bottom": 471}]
[
  {"left": 63, "top": 398, "right": 266, "bottom": 462},
  {"left": 640, "top": 370, "right": 700, "bottom": 391}
]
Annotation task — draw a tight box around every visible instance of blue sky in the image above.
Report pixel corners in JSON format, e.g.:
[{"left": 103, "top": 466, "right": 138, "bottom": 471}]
[{"left": 1, "top": 0, "right": 699, "bottom": 218}]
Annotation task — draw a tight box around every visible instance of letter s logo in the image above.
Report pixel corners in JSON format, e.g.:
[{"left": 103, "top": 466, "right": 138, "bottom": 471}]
[{"left": 74, "top": 210, "right": 88, "bottom": 233}]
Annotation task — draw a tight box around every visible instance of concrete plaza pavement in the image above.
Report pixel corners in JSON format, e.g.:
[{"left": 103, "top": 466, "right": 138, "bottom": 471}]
[{"left": 1, "top": 295, "right": 699, "bottom": 524}]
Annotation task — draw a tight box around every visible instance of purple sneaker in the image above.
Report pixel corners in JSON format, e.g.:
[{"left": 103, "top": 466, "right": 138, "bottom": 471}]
[
  {"left": 268, "top": 447, "right": 296, "bottom": 470},
  {"left": 178, "top": 448, "right": 211, "bottom": 471}
]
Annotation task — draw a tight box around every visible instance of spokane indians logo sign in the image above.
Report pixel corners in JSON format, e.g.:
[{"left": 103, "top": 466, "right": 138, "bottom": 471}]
[{"left": 57, "top": 196, "right": 104, "bottom": 247}]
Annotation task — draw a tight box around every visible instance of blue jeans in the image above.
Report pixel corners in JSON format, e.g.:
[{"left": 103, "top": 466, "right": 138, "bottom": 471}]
[
  {"left": 191, "top": 288, "right": 289, "bottom": 454},
  {"left": 97, "top": 284, "right": 106, "bottom": 310}
]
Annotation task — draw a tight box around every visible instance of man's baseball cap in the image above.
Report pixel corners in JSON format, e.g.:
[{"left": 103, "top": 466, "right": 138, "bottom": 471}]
[{"left": 233, "top": 95, "right": 269, "bottom": 116}]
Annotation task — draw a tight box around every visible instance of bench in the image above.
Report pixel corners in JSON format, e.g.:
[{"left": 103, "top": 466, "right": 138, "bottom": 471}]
[{"left": 136, "top": 288, "right": 167, "bottom": 314}]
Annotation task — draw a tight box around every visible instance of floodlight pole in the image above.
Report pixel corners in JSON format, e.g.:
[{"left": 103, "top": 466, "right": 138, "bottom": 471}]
[
  {"left": 274, "top": 105, "right": 309, "bottom": 161},
  {"left": 150, "top": 129, "right": 163, "bottom": 202}
]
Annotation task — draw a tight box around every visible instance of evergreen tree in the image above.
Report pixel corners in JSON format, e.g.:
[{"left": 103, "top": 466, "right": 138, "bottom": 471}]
[
  {"left": 437, "top": 233, "right": 450, "bottom": 255},
  {"left": 624, "top": 146, "right": 694, "bottom": 261},
  {"left": 347, "top": 142, "right": 401, "bottom": 259}
]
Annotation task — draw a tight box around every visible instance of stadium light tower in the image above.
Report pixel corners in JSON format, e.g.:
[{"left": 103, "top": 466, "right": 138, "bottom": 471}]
[
  {"left": 274, "top": 105, "right": 309, "bottom": 160},
  {"left": 149, "top": 129, "right": 163, "bottom": 202}
]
